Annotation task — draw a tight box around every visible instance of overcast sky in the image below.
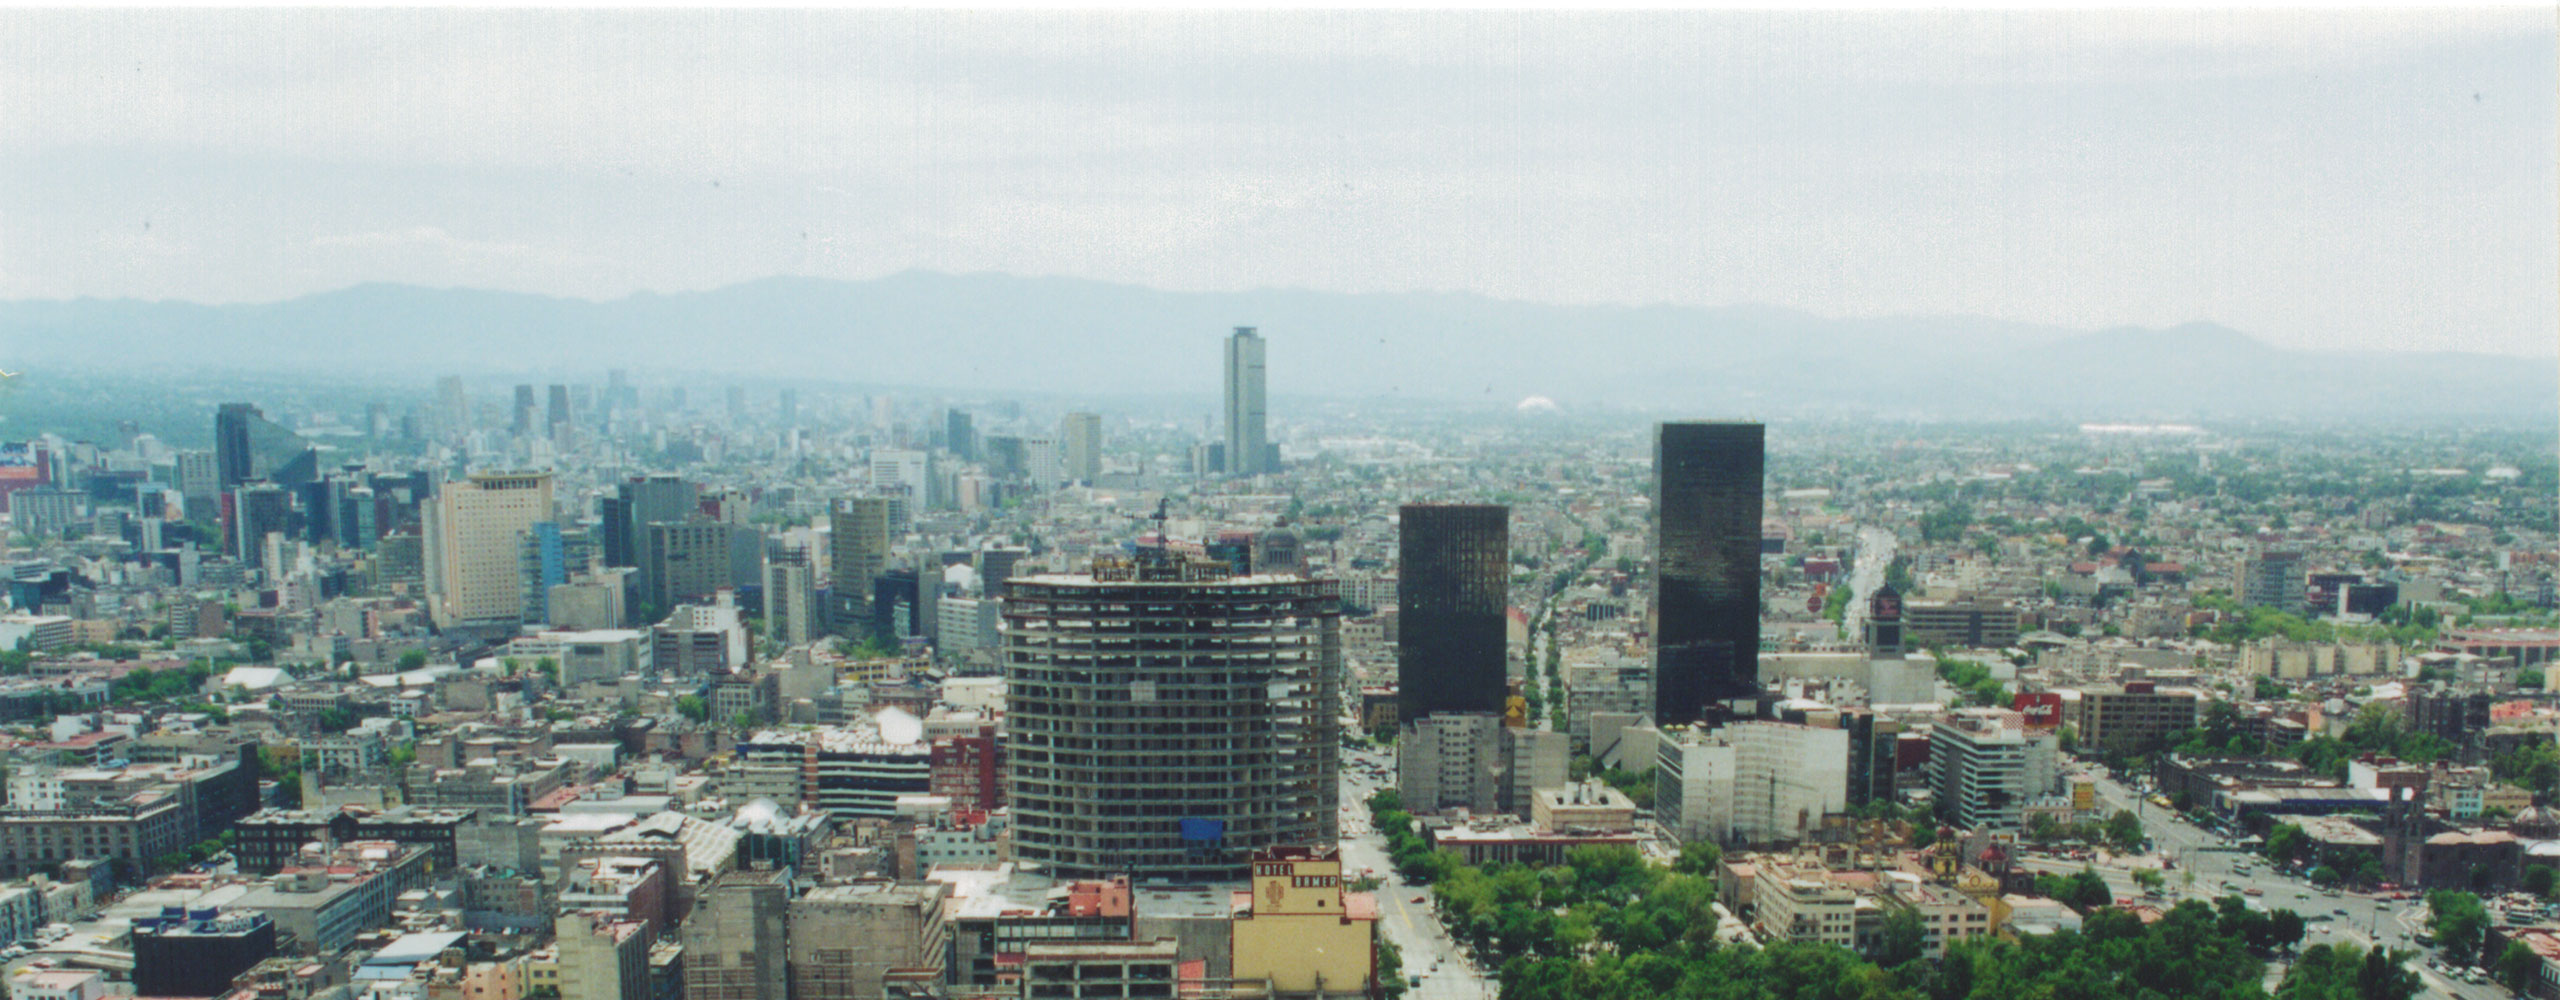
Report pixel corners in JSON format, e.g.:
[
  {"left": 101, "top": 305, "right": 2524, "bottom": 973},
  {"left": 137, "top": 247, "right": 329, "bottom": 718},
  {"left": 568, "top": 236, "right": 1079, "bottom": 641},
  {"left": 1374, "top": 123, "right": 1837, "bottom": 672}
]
[{"left": 2, "top": 8, "right": 2552, "bottom": 357}]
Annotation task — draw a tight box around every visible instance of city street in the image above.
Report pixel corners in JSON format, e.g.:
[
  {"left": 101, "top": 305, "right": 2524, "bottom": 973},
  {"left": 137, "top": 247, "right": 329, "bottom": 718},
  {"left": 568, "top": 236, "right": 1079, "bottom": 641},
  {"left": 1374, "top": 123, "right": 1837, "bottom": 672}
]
[
  {"left": 1340, "top": 745, "right": 1498, "bottom": 1000},
  {"left": 1841, "top": 526, "right": 1897, "bottom": 638},
  {"left": 2072, "top": 772, "right": 2509, "bottom": 999}
]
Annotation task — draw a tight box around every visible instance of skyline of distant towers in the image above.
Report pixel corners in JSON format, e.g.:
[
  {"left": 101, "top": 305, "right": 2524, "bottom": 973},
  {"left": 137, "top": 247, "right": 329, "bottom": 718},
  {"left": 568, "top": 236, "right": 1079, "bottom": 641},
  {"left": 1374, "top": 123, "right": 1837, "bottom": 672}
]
[{"left": 1653, "top": 421, "right": 1765, "bottom": 726}]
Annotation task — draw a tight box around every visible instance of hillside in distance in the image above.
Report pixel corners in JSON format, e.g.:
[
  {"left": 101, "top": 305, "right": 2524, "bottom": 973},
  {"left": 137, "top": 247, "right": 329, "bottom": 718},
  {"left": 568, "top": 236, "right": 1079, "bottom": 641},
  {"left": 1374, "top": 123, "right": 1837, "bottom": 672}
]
[{"left": 0, "top": 271, "right": 2547, "bottom": 422}]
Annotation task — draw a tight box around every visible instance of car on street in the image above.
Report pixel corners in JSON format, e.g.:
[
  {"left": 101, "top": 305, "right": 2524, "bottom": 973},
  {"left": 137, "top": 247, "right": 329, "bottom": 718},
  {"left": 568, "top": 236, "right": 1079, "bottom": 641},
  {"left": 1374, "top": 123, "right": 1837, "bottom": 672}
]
[{"left": 1412, "top": 895, "right": 1427, "bottom": 904}]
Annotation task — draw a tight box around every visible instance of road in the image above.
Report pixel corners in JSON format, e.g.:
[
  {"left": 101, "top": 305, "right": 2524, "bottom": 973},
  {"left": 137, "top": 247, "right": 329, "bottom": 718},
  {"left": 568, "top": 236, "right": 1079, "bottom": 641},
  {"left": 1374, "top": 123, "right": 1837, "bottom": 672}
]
[
  {"left": 2069, "top": 771, "right": 2510, "bottom": 1000},
  {"left": 1841, "top": 526, "right": 1896, "bottom": 639},
  {"left": 1340, "top": 745, "right": 1499, "bottom": 999}
]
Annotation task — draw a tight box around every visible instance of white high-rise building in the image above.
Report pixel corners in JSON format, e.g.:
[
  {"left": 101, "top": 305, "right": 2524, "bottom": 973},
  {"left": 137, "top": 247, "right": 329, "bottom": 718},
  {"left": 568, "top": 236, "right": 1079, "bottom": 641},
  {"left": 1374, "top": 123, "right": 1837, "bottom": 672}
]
[
  {"left": 766, "top": 560, "right": 817, "bottom": 647},
  {"left": 1059, "top": 412, "right": 1102, "bottom": 484},
  {"left": 425, "top": 472, "right": 555, "bottom": 628},
  {"left": 1727, "top": 721, "right": 1850, "bottom": 844},
  {"left": 869, "top": 449, "right": 929, "bottom": 516},
  {"left": 1656, "top": 733, "right": 1736, "bottom": 845},
  {"left": 1930, "top": 708, "right": 2059, "bottom": 832},
  {"left": 1399, "top": 713, "right": 1506, "bottom": 815},
  {"left": 1222, "top": 326, "right": 1267, "bottom": 475}
]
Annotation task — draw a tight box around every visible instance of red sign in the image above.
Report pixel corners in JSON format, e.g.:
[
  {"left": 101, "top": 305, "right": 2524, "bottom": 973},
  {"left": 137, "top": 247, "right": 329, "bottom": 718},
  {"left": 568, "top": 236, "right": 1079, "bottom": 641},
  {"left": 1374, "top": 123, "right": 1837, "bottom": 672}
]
[{"left": 2013, "top": 692, "right": 2064, "bottom": 729}]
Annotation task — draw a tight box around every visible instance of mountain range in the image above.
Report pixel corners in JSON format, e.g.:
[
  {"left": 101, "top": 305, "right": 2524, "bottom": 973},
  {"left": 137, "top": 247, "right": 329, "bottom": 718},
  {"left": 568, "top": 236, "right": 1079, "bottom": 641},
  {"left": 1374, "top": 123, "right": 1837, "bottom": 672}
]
[{"left": 0, "top": 271, "right": 2548, "bottom": 422}]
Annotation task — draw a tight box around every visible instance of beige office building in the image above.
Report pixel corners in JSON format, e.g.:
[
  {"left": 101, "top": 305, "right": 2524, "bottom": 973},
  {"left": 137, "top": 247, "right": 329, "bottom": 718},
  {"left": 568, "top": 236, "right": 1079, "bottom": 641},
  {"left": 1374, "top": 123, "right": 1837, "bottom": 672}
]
[{"left": 426, "top": 472, "right": 555, "bottom": 628}]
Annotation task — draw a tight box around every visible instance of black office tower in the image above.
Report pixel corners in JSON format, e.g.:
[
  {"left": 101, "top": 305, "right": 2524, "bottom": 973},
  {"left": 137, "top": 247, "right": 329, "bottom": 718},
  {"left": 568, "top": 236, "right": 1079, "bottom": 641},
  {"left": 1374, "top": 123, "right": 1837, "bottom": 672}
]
[
  {"left": 1398, "top": 504, "right": 1509, "bottom": 722},
  {"left": 1653, "top": 421, "right": 1764, "bottom": 725},
  {"left": 214, "top": 403, "right": 258, "bottom": 488}
]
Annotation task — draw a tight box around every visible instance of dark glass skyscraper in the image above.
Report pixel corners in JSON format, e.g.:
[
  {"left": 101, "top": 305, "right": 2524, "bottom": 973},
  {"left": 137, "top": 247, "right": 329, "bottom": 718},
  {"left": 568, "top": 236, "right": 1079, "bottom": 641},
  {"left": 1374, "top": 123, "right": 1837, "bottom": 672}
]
[
  {"left": 214, "top": 402, "right": 258, "bottom": 488},
  {"left": 1398, "top": 503, "right": 1509, "bottom": 722},
  {"left": 1653, "top": 421, "right": 1764, "bottom": 725}
]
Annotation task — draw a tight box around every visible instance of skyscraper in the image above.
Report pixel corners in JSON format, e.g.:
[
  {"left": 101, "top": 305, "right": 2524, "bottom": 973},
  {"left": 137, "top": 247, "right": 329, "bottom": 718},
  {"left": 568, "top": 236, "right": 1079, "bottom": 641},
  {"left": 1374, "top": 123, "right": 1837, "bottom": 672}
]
[
  {"left": 214, "top": 403, "right": 259, "bottom": 488},
  {"left": 1059, "top": 411, "right": 1102, "bottom": 485},
  {"left": 1397, "top": 504, "right": 1510, "bottom": 723},
  {"left": 512, "top": 385, "right": 537, "bottom": 436},
  {"left": 547, "top": 384, "right": 571, "bottom": 429},
  {"left": 829, "top": 497, "right": 891, "bottom": 634},
  {"left": 1003, "top": 548, "right": 1339, "bottom": 880},
  {"left": 424, "top": 471, "right": 555, "bottom": 629},
  {"left": 944, "top": 409, "right": 975, "bottom": 463},
  {"left": 1653, "top": 421, "right": 1765, "bottom": 725},
  {"left": 435, "top": 376, "right": 469, "bottom": 440},
  {"left": 1222, "top": 326, "right": 1267, "bottom": 476}
]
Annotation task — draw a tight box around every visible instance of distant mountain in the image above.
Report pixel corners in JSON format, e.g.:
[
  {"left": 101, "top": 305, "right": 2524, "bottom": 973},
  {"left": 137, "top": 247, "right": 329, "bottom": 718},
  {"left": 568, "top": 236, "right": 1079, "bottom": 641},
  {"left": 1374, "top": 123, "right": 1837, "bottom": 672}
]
[{"left": 0, "top": 271, "right": 2547, "bottom": 422}]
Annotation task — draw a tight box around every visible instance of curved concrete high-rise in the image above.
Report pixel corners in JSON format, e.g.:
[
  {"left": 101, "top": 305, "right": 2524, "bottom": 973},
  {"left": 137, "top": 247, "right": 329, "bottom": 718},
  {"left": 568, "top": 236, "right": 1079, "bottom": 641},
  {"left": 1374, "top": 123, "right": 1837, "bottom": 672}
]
[{"left": 1003, "top": 551, "right": 1339, "bottom": 881}]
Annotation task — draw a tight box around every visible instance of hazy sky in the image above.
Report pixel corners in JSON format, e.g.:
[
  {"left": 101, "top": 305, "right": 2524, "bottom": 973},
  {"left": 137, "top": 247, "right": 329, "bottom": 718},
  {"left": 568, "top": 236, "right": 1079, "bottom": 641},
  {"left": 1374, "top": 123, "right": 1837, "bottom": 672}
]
[{"left": 3, "top": 8, "right": 2553, "bottom": 356}]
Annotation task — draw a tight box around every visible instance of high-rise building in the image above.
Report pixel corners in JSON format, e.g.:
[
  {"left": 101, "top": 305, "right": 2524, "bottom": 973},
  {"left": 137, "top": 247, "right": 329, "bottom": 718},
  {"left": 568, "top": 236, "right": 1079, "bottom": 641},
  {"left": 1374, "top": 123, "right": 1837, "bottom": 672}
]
[
  {"left": 1398, "top": 504, "right": 1509, "bottom": 723},
  {"left": 1059, "top": 412, "right": 1102, "bottom": 485},
  {"left": 555, "top": 912, "right": 650, "bottom": 1000},
  {"left": 547, "top": 384, "right": 571, "bottom": 430},
  {"left": 512, "top": 385, "right": 537, "bottom": 436},
  {"left": 787, "top": 881, "right": 951, "bottom": 1000},
  {"left": 777, "top": 388, "right": 798, "bottom": 427},
  {"left": 681, "top": 868, "right": 791, "bottom": 1000},
  {"left": 175, "top": 451, "right": 220, "bottom": 515},
  {"left": 424, "top": 472, "right": 555, "bottom": 629},
  {"left": 766, "top": 556, "right": 817, "bottom": 647},
  {"left": 2238, "top": 546, "right": 2307, "bottom": 610},
  {"left": 1726, "top": 721, "right": 1849, "bottom": 844},
  {"left": 435, "top": 376, "right": 470, "bottom": 441},
  {"left": 828, "top": 498, "right": 891, "bottom": 633},
  {"left": 214, "top": 403, "right": 259, "bottom": 488},
  {"left": 1930, "top": 708, "right": 2059, "bottom": 832},
  {"left": 649, "top": 522, "right": 748, "bottom": 613},
  {"left": 10, "top": 487, "right": 80, "bottom": 540},
  {"left": 944, "top": 409, "right": 976, "bottom": 463},
  {"left": 1397, "top": 714, "right": 1504, "bottom": 816},
  {"left": 1003, "top": 549, "right": 1339, "bottom": 880},
  {"left": 230, "top": 484, "right": 292, "bottom": 569},
  {"left": 605, "top": 475, "right": 700, "bottom": 613},
  {"left": 1222, "top": 326, "right": 1268, "bottom": 476},
  {"left": 1653, "top": 421, "right": 1765, "bottom": 725}
]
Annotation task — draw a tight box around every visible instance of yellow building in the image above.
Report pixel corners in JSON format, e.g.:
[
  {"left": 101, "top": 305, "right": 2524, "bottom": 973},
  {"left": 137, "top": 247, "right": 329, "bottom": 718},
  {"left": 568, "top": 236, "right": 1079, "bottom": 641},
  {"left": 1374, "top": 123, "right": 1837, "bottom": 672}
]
[{"left": 1230, "top": 846, "right": 1377, "bottom": 999}]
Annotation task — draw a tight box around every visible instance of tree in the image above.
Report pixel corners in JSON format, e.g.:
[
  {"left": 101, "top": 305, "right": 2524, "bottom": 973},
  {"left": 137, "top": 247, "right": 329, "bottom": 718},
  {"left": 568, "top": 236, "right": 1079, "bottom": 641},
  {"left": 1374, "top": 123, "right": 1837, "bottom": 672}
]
[
  {"left": 2105, "top": 809, "right": 2146, "bottom": 852},
  {"left": 1673, "top": 840, "right": 1722, "bottom": 876},
  {"left": 2428, "top": 889, "right": 2490, "bottom": 965},
  {"left": 1872, "top": 907, "right": 1926, "bottom": 967},
  {"left": 2500, "top": 939, "right": 2543, "bottom": 993},
  {"left": 2132, "top": 867, "right": 2165, "bottom": 892},
  {"left": 2266, "top": 822, "right": 2310, "bottom": 865},
  {"left": 2308, "top": 865, "right": 2340, "bottom": 887},
  {"left": 396, "top": 649, "right": 428, "bottom": 671},
  {"left": 2525, "top": 864, "right": 2555, "bottom": 899},
  {"left": 675, "top": 695, "right": 709, "bottom": 723}
]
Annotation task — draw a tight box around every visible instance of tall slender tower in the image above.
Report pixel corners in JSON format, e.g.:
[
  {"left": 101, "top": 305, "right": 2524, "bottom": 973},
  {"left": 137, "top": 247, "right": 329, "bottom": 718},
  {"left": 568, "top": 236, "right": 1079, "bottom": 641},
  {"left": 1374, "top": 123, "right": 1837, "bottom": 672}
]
[
  {"left": 1223, "top": 327, "right": 1267, "bottom": 476},
  {"left": 1653, "top": 421, "right": 1765, "bottom": 725},
  {"left": 1397, "top": 504, "right": 1510, "bottom": 723},
  {"left": 214, "top": 403, "right": 259, "bottom": 488}
]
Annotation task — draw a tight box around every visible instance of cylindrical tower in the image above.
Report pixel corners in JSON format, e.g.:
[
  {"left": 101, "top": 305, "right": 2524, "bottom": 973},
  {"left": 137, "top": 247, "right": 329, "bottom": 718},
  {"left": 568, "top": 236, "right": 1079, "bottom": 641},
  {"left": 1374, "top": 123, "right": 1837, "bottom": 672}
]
[{"left": 1003, "top": 552, "right": 1340, "bottom": 881}]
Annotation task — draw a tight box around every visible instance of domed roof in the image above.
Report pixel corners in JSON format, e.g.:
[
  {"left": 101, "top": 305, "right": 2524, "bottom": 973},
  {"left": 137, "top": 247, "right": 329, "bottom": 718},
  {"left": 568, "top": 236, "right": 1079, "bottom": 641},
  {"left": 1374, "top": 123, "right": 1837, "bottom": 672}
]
[{"left": 2516, "top": 805, "right": 2560, "bottom": 838}]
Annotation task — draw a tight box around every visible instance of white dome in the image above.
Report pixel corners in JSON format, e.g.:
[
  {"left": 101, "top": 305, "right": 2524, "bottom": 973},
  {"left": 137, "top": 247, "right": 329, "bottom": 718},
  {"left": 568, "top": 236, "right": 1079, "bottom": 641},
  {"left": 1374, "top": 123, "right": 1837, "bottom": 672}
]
[
  {"left": 736, "top": 798, "right": 782, "bottom": 825},
  {"left": 876, "top": 706, "right": 924, "bottom": 746},
  {"left": 1516, "top": 395, "right": 1560, "bottom": 413}
]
